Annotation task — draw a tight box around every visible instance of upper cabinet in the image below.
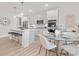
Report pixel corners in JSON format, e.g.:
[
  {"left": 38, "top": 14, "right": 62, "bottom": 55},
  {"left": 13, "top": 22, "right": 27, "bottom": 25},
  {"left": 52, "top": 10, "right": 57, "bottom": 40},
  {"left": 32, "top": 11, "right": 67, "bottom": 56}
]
[
  {"left": 16, "top": 9, "right": 59, "bottom": 28},
  {"left": 47, "top": 9, "right": 59, "bottom": 27},
  {"left": 47, "top": 9, "right": 59, "bottom": 20}
]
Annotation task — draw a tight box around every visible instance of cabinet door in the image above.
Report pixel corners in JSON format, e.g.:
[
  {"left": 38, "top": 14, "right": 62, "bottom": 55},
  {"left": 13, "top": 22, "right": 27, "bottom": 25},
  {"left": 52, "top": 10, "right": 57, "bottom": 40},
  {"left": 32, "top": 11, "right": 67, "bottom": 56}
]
[
  {"left": 47, "top": 9, "right": 58, "bottom": 20},
  {"left": 29, "top": 29, "right": 35, "bottom": 43}
]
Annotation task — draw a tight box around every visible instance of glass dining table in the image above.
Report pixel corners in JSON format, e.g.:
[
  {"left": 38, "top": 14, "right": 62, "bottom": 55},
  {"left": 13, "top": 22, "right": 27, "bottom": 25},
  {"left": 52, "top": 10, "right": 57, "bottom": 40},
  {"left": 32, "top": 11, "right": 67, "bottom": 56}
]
[{"left": 44, "top": 34, "right": 73, "bottom": 56}]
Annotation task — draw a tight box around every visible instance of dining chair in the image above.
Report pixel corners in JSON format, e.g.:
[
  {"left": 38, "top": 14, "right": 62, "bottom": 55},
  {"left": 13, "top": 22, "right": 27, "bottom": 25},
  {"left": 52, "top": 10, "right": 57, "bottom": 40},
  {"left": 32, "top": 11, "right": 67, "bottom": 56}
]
[
  {"left": 43, "top": 31, "right": 49, "bottom": 35},
  {"left": 60, "top": 45, "right": 79, "bottom": 56},
  {"left": 62, "top": 32, "right": 75, "bottom": 45},
  {"left": 38, "top": 34, "right": 57, "bottom": 56}
]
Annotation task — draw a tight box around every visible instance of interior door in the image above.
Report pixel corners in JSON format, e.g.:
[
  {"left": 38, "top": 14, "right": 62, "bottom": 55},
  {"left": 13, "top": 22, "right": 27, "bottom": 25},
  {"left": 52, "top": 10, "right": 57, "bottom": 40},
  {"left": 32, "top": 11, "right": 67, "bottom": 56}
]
[{"left": 65, "top": 14, "right": 75, "bottom": 31}]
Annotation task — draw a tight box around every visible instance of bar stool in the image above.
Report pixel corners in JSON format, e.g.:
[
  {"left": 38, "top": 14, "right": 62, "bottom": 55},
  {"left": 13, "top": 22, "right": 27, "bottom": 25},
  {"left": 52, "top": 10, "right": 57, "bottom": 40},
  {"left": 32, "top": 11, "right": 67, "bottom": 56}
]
[{"left": 8, "top": 32, "right": 22, "bottom": 45}]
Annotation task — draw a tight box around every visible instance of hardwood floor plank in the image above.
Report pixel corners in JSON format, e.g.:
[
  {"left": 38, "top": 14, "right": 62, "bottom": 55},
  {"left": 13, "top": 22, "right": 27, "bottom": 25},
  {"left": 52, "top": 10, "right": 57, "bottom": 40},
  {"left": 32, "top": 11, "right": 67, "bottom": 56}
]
[{"left": 0, "top": 37, "right": 56, "bottom": 56}]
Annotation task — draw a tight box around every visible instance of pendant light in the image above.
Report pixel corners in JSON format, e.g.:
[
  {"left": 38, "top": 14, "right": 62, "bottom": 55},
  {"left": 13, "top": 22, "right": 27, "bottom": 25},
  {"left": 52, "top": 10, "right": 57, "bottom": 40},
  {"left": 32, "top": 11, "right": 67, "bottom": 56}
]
[{"left": 20, "top": 2, "right": 24, "bottom": 17}]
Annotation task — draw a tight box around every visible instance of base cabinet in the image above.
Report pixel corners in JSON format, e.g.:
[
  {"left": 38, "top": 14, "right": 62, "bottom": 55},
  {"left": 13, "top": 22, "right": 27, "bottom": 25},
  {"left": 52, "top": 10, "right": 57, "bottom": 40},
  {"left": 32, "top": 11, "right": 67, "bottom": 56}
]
[{"left": 21, "top": 29, "right": 35, "bottom": 48}]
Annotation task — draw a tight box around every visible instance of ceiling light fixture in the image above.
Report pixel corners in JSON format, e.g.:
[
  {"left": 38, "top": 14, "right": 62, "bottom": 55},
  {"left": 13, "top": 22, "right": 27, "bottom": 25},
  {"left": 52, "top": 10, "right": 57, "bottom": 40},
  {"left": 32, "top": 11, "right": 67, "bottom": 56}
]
[
  {"left": 21, "top": 2, "right": 24, "bottom": 12},
  {"left": 20, "top": 2, "right": 24, "bottom": 16},
  {"left": 44, "top": 3, "right": 48, "bottom": 7}
]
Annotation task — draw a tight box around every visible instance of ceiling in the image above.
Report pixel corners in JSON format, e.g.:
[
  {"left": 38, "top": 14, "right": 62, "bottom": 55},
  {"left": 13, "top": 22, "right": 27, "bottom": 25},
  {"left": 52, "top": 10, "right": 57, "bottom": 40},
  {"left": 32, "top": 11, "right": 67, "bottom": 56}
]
[{"left": 0, "top": 2, "right": 79, "bottom": 16}]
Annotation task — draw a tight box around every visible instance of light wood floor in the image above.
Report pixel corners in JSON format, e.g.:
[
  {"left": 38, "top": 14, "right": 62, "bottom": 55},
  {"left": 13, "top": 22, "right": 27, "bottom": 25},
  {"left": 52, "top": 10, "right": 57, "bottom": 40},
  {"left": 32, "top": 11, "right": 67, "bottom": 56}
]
[{"left": 0, "top": 37, "right": 56, "bottom": 56}]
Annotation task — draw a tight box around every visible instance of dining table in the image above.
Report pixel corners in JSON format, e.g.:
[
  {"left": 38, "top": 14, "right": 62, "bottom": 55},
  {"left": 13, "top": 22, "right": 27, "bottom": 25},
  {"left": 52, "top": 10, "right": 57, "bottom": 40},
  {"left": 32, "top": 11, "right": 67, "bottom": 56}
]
[{"left": 43, "top": 33, "right": 75, "bottom": 56}]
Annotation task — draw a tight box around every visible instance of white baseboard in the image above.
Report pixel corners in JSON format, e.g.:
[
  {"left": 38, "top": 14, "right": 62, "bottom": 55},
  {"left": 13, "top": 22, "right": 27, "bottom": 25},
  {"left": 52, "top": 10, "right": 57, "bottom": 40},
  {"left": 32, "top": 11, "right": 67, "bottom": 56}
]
[{"left": 0, "top": 34, "right": 10, "bottom": 39}]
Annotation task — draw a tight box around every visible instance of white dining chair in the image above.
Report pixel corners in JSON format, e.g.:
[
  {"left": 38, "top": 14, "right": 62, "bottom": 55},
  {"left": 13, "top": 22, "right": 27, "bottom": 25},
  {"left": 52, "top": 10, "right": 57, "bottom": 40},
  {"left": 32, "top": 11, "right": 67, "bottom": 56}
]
[
  {"left": 43, "top": 31, "right": 49, "bottom": 35},
  {"left": 60, "top": 45, "right": 79, "bottom": 56},
  {"left": 62, "top": 32, "right": 75, "bottom": 45},
  {"left": 39, "top": 34, "right": 57, "bottom": 56},
  {"left": 55, "top": 30, "right": 61, "bottom": 37}
]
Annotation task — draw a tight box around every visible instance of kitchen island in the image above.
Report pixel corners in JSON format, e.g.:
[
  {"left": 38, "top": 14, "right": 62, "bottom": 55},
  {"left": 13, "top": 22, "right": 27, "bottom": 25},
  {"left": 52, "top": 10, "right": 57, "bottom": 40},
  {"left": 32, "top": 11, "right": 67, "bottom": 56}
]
[{"left": 9, "top": 28, "right": 35, "bottom": 48}]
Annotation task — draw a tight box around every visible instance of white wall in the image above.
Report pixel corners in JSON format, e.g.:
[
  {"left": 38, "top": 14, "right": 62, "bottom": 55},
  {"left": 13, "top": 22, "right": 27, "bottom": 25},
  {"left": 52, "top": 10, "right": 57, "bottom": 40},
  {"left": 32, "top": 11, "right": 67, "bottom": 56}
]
[
  {"left": 58, "top": 5, "right": 79, "bottom": 30},
  {"left": 1, "top": 3, "right": 79, "bottom": 35},
  {"left": 0, "top": 14, "right": 18, "bottom": 35}
]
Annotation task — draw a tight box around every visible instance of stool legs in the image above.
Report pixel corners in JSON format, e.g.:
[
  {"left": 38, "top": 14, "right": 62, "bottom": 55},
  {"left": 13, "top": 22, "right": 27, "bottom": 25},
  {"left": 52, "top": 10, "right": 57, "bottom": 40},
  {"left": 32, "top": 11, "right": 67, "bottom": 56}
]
[
  {"left": 9, "top": 34, "right": 22, "bottom": 46},
  {"left": 39, "top": 45, "right": 42, "bottom": 55},
  {"left": 16, "top": 36, "right": 22, "bottom": 45}
]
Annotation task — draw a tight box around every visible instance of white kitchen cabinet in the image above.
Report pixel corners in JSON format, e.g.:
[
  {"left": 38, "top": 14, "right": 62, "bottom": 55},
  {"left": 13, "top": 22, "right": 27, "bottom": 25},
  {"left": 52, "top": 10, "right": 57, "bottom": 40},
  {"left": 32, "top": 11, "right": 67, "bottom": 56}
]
[{"left": 22, "top": 29, "right": 35, "bottom": 48}]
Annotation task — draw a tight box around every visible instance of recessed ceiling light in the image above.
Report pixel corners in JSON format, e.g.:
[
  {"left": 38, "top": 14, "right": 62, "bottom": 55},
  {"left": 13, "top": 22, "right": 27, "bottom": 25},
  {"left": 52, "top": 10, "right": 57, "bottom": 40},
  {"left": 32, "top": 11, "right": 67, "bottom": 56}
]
[
  {"left": 28, "top": 9, "right": 33, "bottom": 12},
  {"left": 44, "top": 3, "right": 48, "bottom": 7}
]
